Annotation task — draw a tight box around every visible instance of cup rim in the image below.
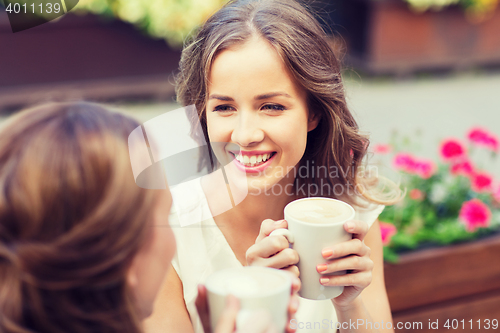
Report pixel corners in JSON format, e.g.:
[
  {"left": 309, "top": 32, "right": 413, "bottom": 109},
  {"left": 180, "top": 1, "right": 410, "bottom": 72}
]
[
  {"left": 205, "top": 266, "right": 292, "bottom": 299},
  {"left": 284, "top": 197, "right": 355, "bottom": 227}
]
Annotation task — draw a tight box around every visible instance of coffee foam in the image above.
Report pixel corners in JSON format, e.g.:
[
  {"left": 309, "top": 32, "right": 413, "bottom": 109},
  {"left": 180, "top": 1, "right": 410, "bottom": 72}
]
[
  {"left": 207, "top": 269, "right": 287, "bottom": 298},
  {"left": 286, "top": 199, "right": 353, "bottom": 224}
]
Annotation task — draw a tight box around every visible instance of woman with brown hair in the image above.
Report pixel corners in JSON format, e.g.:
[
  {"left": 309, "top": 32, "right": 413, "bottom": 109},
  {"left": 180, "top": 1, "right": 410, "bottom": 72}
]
[
  {"left": 146, "top": 0, "right": 402, "bottom": 332},
  {"left": 0, "top": 102, "right": 176, "bottom": 333}
]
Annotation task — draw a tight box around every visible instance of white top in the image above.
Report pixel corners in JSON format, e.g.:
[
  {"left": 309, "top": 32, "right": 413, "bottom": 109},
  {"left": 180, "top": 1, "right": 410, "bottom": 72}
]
[{"left": 170, "top": 178, "right": 385, "bottom": 333}]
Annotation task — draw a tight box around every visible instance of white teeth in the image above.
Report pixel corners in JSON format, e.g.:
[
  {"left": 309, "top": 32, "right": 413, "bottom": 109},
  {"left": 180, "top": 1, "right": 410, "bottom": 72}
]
[{"left": 234, "top": 152, "right": 274, "bottom": 166}]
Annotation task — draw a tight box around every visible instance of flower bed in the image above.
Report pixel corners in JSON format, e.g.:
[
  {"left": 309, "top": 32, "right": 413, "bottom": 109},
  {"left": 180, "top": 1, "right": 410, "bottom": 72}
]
[{"left": 374, "top": 127, "right": 500, "bottom": 262}]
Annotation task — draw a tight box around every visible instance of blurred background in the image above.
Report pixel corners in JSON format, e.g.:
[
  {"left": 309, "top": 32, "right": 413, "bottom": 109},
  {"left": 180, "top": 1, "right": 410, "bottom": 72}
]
[{"left": 1, "top": 0, "right": 500, "bottom": 332}]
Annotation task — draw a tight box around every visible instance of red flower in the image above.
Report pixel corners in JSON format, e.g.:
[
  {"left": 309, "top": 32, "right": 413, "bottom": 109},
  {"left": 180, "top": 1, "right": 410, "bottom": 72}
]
[
  {"left": 467, "top": 127, "right": 499, "bottom": 152},
  {"left": 374, "top": 144, "right": 391, "bottom": 154},
  {"left": 379, "top": 222, "right": 397, "bottom": 245},
  {"left": 409, "top": 189, "right": 424, "bottom": 200},
  {"left": 471, "top": 171, "right": 493, "bottom": 193},
  {"left": 459, "top": 199, "right": 491, "bottom": 232},
  {"left": 440, "top": 139, "right": 466, "bottom": 161},
  {"left": 450, "top": 159, "right": 474, "bottom": 176}
]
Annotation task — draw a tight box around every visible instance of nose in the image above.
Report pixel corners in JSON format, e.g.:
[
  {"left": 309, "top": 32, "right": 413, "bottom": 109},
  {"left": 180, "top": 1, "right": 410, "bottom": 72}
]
[{"left": 230, "top": 111, "right": 265, "bottom": 147}]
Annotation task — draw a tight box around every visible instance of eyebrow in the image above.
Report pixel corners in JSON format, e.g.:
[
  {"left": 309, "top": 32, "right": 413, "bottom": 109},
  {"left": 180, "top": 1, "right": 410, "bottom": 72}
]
[{"left": 208, "top": 92, "right": 292, "bottom": 101}]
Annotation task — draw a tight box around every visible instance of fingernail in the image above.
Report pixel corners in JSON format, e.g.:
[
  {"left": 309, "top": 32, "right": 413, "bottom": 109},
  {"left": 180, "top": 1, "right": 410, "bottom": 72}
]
[
  {"left": 346, "top": 221, "right": 354, "bottom": 230},
  {"left": 320, "top": 278, "right": 330, "bottom": 285},
  {"left": 322, "top": 249, "right": 333, "bottom": 258},
  {"left": 317, "top": 264, "right": 328, "bottom": 273},
  {"left": 274, "top": 219, "right": 285, "bottom": 225}
]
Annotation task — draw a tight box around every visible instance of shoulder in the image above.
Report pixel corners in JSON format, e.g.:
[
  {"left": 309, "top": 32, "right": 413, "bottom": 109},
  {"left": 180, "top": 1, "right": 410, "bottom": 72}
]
[{"left": 170, "top": 178, "right": 213, "bottom": 228}]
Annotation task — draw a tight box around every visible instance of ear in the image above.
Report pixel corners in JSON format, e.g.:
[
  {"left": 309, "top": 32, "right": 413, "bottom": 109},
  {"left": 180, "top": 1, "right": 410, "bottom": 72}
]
[{"left": 307, "top": 112, "right": 320, "bottom": 132}]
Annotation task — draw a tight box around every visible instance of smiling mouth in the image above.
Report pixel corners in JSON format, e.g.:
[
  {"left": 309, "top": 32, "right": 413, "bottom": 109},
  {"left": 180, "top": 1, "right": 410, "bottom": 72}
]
[{"left": 230, "top": 152, "right": 277, "bottom": 167}]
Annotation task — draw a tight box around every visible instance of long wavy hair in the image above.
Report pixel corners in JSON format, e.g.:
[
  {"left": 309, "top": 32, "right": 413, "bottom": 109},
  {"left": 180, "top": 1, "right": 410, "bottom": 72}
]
[
  {"left": 0, "top": 102, "right": 158, "bottom": 333},
  {"left": 175, "top": 0, "right": 402, "bottom": 206}
]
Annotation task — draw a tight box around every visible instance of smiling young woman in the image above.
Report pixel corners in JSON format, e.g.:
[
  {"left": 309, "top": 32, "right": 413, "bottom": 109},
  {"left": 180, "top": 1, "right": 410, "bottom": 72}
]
[{"left": 145, "top": 1, "right": 403, "bottom": 333}]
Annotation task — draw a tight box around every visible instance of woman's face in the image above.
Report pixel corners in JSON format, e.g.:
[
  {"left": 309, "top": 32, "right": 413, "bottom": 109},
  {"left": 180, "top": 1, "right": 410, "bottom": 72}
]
[
  {"left": 206, "top": 37, "right": 318, "bottom": 194},
  {"left": 127, "top": 189, "right": 176, "bottom": 318}
]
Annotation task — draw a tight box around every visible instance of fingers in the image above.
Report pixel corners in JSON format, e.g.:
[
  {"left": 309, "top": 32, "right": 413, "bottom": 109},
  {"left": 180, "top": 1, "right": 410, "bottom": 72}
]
[
  {"left": 255, "top": 219, "right": 288, "bottom": 243},
  {"left": 316, "top": 255, "right": 374, "bottom": 275},
  {"left": 282, "top": 264, "right": 300, "bottom": 278},
  {"left": 319, "top": 271, "right": 372, "bottom": 289},
  {"left": 287, "top": 293, "right": 300, "bottom": 315},
  {"left": 196, "top": 285, "right": 212, "bottom": 333},
  {"left": 253, "top": 235, "right": 291, "bottom": 258},
  {"left": 247, "top": 243, "right": 299, "bottom": 270},
  {"left": 321, "top": 238, "right": 371, "bottom": 260},
  {"left": 215, "top": 295, "right": 239, "bottom": 333},
  {"left": 286, "top": 305, "right": 298, "bottom": 333},
  {"left": 343, "top": 219, "right": 369, "bottom": 241},
  {"left": 286, "top": 277, "right": 300, "bottom": 333},
  {"left": 290, "top": 275, "right": 301, "bottom": 294}
]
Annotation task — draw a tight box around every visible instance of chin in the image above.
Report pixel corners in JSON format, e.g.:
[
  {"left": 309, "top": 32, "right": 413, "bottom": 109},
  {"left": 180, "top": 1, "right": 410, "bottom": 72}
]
[{"left": 139, "top": 305, "right": 154, "bottom": 320}]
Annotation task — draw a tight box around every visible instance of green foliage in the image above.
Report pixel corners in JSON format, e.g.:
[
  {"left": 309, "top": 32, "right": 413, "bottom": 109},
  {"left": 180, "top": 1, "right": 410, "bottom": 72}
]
[
  {"left": 402, "top": 0, "right": 499, "bottom": 22},
  {"left": 76, "top": 0, "right": 230, "bottom": 48}
]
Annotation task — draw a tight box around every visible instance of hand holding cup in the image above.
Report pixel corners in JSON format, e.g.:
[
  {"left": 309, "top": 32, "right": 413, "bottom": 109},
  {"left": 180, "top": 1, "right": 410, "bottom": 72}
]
[{"left": 317, "top": 218, "right": 374, "bottom": 308}]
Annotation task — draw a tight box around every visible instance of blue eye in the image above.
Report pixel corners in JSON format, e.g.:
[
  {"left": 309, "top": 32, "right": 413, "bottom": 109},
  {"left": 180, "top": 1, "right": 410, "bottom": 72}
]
[{"left": 262, "top": 104, "right": 286, "bottom": 112}]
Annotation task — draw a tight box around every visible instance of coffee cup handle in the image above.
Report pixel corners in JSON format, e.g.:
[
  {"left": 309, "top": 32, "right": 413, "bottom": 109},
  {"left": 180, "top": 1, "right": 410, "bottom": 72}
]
[{"left": 269, "top": 228, "right": 295, "bottom": 244}]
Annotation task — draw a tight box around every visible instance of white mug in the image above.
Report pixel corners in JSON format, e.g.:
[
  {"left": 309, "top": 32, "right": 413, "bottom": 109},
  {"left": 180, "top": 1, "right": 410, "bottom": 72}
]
[
  {"left": 205, "top": 266, "right": 292, "bottom": 332},
  {"left": 270, "top": 197, "right": 355, "bottom": 300}
]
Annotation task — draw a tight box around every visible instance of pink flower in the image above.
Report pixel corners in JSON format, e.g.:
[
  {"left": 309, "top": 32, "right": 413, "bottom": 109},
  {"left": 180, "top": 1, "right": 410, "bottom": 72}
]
[
  {"left": 450, "top": 159, "right": 474, "bottom": 176},
  {"left": 440, "top": 139, "right": 466, "bottom": 161},
  {"left": 374, "top": 144, "right": 392, "bottom": 154},
  {"left": 409, "top": 189, "right": 424, "bottom": 200},
  {"left": 393, "top": 153, "right": 416, "bottom": 171},
  {"left": 414, "top": 159, "right": 436, "bottom": 179},
  {"left": 471, "top": 171, "right": 493, "bottom": 193},
  {"left": 459, "top": 199, "right": 491, "bottom": 232},
  {"left": 393, "top": 153, "right": 436, "bottom": 179},
  {"left": 493, "top": 185, "right": 500, "bottom": 203},
  {"left": 467, "top": 127, "right": 499, "bottom": 152},
  {"left": 379, "top": 221, "right": 397, "bottom": 245}
]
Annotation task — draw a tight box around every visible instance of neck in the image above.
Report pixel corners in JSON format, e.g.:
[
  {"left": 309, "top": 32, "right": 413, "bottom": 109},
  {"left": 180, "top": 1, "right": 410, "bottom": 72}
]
[{"left": 201, "top": 170, "right": 297, "bottom": 230}]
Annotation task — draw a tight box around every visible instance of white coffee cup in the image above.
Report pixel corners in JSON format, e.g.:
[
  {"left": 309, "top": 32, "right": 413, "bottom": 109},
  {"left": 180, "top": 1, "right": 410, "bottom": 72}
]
[
  {"left": 205, "top": 266, "right": 292, "bottom": 332},
  {"left": 270, "top": 197, "right": 355, "bottom": 300}
]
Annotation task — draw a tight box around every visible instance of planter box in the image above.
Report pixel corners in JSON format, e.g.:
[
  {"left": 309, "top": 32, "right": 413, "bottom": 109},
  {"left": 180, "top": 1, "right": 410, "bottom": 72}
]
[
  {"left": 385, "top": 234, "right": 500, "bottom": 332},
  {"left": 0, "top": 11, "right": 181, "bottom": 112},
  {"left": 341, "top": 0, "right": 500, "bottom": 75}
]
